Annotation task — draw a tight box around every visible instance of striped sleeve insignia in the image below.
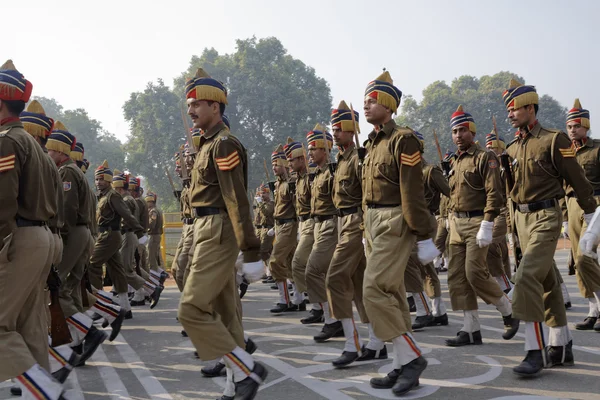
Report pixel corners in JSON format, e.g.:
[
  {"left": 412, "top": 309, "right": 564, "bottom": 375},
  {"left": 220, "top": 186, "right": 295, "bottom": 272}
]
[
  {"left": 400, "top": 151, "right": 421, "bottom": 166},
  {"left": 0, "top": 154, "right": 16, "bottom": 173},
  {"left": 559, "top": 146, "right": 576, "bottom": 158},
  {"left": 216, "top": 151, "right": 240, "bottom": 171}
]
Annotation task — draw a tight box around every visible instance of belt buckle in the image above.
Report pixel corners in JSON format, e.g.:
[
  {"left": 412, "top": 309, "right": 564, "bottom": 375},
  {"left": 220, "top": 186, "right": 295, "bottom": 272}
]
[{"left": 519, "top": 204, "right": 530, "bottom": 213}]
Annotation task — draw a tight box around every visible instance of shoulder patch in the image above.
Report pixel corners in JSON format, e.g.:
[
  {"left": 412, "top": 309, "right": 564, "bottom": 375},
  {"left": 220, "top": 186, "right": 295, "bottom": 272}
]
[
  {"left": 488, "top": 160, "right": 498, "bottom": 169},
  {"left": 216, "top": 150, "right": 240, "bottom": 171},
  {"left": 63, "top": 182, "right": 72, "bottom": 191},
  {"left": 0, "top": 154, "right": 16, "bottom": 172},
  {"left": 559, "top": 146, "right": 576, "bottom": 158},
  {"left": 400, "top": 151, "right": 421, "bottom": 167}
]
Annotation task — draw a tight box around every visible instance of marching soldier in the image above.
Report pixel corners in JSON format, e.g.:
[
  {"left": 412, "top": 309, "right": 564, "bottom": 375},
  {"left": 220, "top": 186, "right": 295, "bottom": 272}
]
[
  {"left": 503, "top": 79, "right": 596, "bottom": 375},
  {"left": 563, "top": 99, "right": 600, "bottom": 332},
  {"left": 305, "top": 124, "right": 342, "bottom": 341},
  {"left": 131, "top": 176, "right": 149, "bottom": 274},
  {"left": 146, "top": 191, "right": 165, "bottom": 273},
  {"left": 253, "top": 184, "right": 275, "bottom": 276},
  {"left": 180, "top": 68, "right": 266, "bottom": 398},
  {"left": 269, "top": 144, "right": 301, "bottom": 313},
  {"left": 0, "top": 60, "right": 67, "bottom": 399},
  {"left": 173, "top": 146, "right": 195, "bottom": 292},
  {"left": 433, "top": 150, "right": 455, "bottom": 272},
  {"left": 361, "top": 70, "right": 438, "bottom": 396},
  {"left": 445, "top": 105, "right": 518, "bottom": 347}
]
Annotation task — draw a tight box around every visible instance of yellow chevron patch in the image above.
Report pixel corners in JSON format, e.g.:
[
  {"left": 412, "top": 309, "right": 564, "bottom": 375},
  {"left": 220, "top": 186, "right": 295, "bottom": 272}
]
[
  {"left": 400, "top": 151, "right": 421, "bottom": 166},
  {"left": 216, "top": 151, "right": 240, "bottom": 171},
  {"left": 559, "top": 147, "right": 576, "bottom": 158}
]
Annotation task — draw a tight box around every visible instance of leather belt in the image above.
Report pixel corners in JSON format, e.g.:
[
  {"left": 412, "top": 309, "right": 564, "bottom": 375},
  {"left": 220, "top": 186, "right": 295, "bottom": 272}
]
[
  {"left": 194, "top": 207, "right": 224, "bottom": 217},
  {"left": 255, "top": 224, "right": 274, "bottom": 229},
  {"left": 453, "top": 210, "right": 484, "bottom": 218},
  {"left": 366, "top": 203, "right": 400, "bottom": 209},
  {"left": 567, "top": 189, "right": 600, "bottom": 198},
  {"left": 98, "top": 226, "right": 120, "bottom": 233},
  {"left": 182, "top": 218, "right": 195, "bottom": 225},
  {"left": 275, "top": 218, "right": 296, "bottom": 225},
  {"left": 298, "top": 214, "right": 311, "bottom": 222},
  {"left": 313, "top": 214, "right": 335, "bottom": 222},
  {"left": 16, "top": 217, "right": 46, "bottom": 228},
  {"left": 516, "top": 199, "right": 556, "bottom": 213},
  {"left": 338, "top": 206, "right": 359, "bottom": 217}
]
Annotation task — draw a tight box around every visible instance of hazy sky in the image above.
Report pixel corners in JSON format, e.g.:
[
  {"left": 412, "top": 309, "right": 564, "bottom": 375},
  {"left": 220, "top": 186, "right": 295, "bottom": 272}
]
[{"left": 6, "top": 0, "right": 598, "bottom": 143}]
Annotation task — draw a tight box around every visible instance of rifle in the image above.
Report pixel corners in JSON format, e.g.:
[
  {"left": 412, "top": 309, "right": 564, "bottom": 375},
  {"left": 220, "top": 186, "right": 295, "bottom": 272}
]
[
  {"left": 181, "top": 103, "right": 197, "bottom": 155},
  {"left": 492, "top": 115, "right": 501, "bottom": 150},
  {"left": 164, "top": 166, "right": 180, "bottom": 199},
  {"left": 48, "top": 267, "right": 72, "bottom": 347},
  {"left": 433, "top": 130, "right": 443, "bottom": 164}
]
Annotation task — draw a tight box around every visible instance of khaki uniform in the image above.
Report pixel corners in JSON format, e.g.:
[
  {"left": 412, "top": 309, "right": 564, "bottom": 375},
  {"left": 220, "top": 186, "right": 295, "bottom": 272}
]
[
  {"left": 120, "top": 193, "right": 147, "bottom": 290},
  {"left": 507, "top": 123, "right": 596, "bottom": 324},
  {"left": 447, "top": 142, "right": 504, "bottom": 310},
  {"left": 254, "top": 199, "right": 275, "bottom": 265},
  {"left": 71, "top": 186, "right": 96, "bottom": 313},
  {"left": 270, "top": 177, "right": 297, "bottom": 282},
  {"left": 292, "top": 171, "right": 314, "bottom": 293},
  {"left": 147, "top": 206, "right": 164, "bottom": 271},
  {"left": 326, "top": 145, "right": 368, "bottom": 321},
  {"left": 174, "top": 183, "right": 195, "bottom": 291},
  {"left": 434, "top": 195, "right": 450, "bottom": 257},
  {"left": 88, "top": 187, "right": 143, "bottom": 294},
  {"left": 0, "top": 120, "right": 57, "bottom": 379},
  {"left": 565, "top": 138, "right": 600, "bottom": 299},
  {"left": 179, "top": 121, "right": 260, "bottom": 361},
  {"left": 305, "top": 165, "right": 338, "bottom": 304},
  {"left": 362, "top": 120, "right": 433, "bottom": 341},
  {"left": 135, "top": 196, "right": 149, "bottom": 273}
]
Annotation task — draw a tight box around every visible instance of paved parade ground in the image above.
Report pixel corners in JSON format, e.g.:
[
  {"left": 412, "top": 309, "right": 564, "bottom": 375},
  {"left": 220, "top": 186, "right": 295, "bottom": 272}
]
[{"left": 2, "top": 249, "right": 600, "bottom": 400}]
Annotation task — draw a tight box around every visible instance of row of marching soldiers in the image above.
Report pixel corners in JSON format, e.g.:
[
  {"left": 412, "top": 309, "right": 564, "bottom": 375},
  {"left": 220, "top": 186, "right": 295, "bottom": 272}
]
[{"left": 0, "top": 60, "right": 167, "bottom": 399}]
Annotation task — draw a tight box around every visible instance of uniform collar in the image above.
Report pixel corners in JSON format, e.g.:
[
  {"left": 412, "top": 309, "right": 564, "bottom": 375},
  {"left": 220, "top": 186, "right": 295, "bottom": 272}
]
[
  {"left": 573, "top": 136, "right": 591, "bottom": 151},
  {"left": 315, "top": 163, "right": 328, "bottom": 174},
  {"left": 0, "top": 116, "right": 20, "bottom": 126},
  {"left": 368, "top": 119, "right": 397, "bottom": 141},
  {"left": 337, "top": 143, "right": 356, "bottom": 160},
  {"left": 57, "top": 158, "right": 74, "bottom": 168},
  {"left": 456, "top": 142, "right": 478, "bottom": 157},
  {"left": 516, "top": 119, "right": 540, "bottom": 139},
  {"left": 201, "top": 121, "right": 226, "bottom": 140}
]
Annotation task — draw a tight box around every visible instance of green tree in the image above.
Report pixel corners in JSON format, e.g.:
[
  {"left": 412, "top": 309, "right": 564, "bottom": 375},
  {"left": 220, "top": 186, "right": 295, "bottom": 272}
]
[{"left": 396, "top": 72, "right": 568, "bottom": 164}]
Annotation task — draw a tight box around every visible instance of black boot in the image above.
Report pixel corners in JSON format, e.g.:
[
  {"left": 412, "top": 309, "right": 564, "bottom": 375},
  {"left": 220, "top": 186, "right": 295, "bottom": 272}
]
[
  {"left": 407, "top": 296, "right": 416, "bottom": 313},
  {"left": 130, "top": 299, "right": 146, "bottom": 306},
  {"left": 313, "top": 321, "right": 343, "bottom": 342},
  {"left": 356, "top": 345, "right": 388, "bottom": 361},
  {"left": 245, "top": 338, "right": 257, "bottom": 354},
  {"left": 150, "top": 285, "right": 164, "bottom": 309},
  {"left": 445, "top": 330, "right": 482, "bottom": 347},
  {"left": 75, "top": 326, "right": 108, "bottom": 366},
  {"left": 595, "top": 319, "right": 600, "bottom": 332},
  {"left": 412, "top": 314, "right": 434, "bottom": 330},
  {"left": 431, "top": 313, "right": 448, "bottom": 326},
  {"left": 234, "top": 362, "right": 268, "bottom": 400},
  {"left": 217, "top": 396, "right": 234, "bottom": 400},
  {"left": 270, "top": 284, "right": 278, "bottom": 290},
  {"left": 201, "top": 362, "right": 226, "bottom": 377},
  {"left": 239, "top": 281, "right": 249, "bottom": 298},
  {"left": 159, "top": 271, "right": 168, "bottom": 285},
  {"left": 181, "top": 330, "right": 188, "bottom": 337},
  {"left": 332, "top": 351, "right": 359, "bottom": 368},
  {"left": 513, "top": 349, "right": 545, "bottom": 376},
  {"left": 502, "top": 314, "right": 520, "bottom": 340},
  {"left": 124, "top": 310, "right": 133, "bottom": 319},
  {"left": 370, "top": 368, "right": 400, "bottom": 389},
  {"left": 10, "top": 386, "right": 21, "bottom": 396},
  {"left": 575, "top": 317, "right": 597, "bottom": 330},
  {"left": 300, "top": 309, "right": 324, "bottom": 324},
  {"left": 547, "top": 340, "right": 574, "bottom": 367},
  {"left": 262, "top": 276, "right": 274, "bottom": 284},
  {"left": 270, "top": 303, "right": 291, "bottom": 313},
  {"left": 392, "top": 356, "right": 427, "bottom": 396},
  {"left": 565, "top": 302, "right": 572, "bottom": 310},
  {"left": 109, "top": 309, "right": 127, "bottom": 341},
  {"left": 53, "top": 352, "right": 82, "bottom": 383}
]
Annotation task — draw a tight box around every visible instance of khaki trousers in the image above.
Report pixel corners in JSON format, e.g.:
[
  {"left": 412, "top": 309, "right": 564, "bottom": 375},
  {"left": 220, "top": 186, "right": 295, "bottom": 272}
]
[
  {"left": 326, "top": 212, "right": 368, "bottom": 322},
  {"left": 269, "top": 221, "right": 297, "bottom": 282},
  {"left": 137, "top": 243, "right": 149, "bottom": 273},
  {"left": 448, "top": 215, "right": 504, "bottom": 311},
  {"left": 363, "top": 207, "right": 414, "bottom": 341},
  {"left": 567, "top": 196, "right": 600, "bottom": 299},
  {"left": 148, "top": 234, "right": 163, "bottom": 271},
  {"left": 306, "top": 217, "right": 338, "bottom": 303},
  {"left": 434, "top": 217, "right": 449, "bottom": 257},
  {"left": 175, "top": 223, "right": 194, "bottom": 291},
  {"left": 121, "top": 231, "right": 146, "bottom": 290},
  {"left": 487, "top": 209, "right": 509, "bottom": 278},
  {"left": 89, "top": 230, "right": 128, "bottom": 293},
  {"left": 292, "top": 218, "right": 315, "bottom": 293},
  {"left": 57, "top": 226, "right": 90, "bottom": 318},
  {"left": 0, "top": 226, "right": 52, "bottom": 380},
  {"left": 258, "top": 227, "right": 274, "bottom": 264},
  {"left": 178, "top": 213, "right": 244, "bottom": 361},
  {"left": 513, "top": 205, "right": 567, "bottom": 326}
]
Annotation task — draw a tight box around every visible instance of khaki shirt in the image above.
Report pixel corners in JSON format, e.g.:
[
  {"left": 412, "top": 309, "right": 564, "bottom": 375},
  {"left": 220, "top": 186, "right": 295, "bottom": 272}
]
[
  {"left": 97, "top": 187, "right": 143, "bottom": 234},
  {"left": 88, "top": 189, "right": 98, "bottom": 236},
  {"left": 274, "top": 177, "right": 296, "bottom": 220},
  {"left": 449, "top": 143, "right": 502, "bottom": 221},
  {"left": 123, "top": 194, "right": 140, "bottom": 230},
  {"left": 362, "top": 120, "right": 432, "bottom": 240},
  {"left": 295, "top": 171, "right": 312, "bottom": 217},
  {"left": 333, "top": 145, "right": 362, "bottom": 209},
  {"left": 189, "top": 121, "right": 260, "bottom": 258},
  {"left": 565, "top": 138, "right": 600, "bottom": 196},
  {"left": 439, "top": 194, "right": 450, "bottom": 218},
  {"left": 506, "top": 122, "right": 596, "bottom": 214},
  {"left": 255, "top": 200, "right": 274, "bottom": 226},
  {"left": 423, "top": 163, "right": 450, "bottom": 213},
  {"left": 46, "top": 151, "right": 64, "bottom": 232},
  {"left": 0, "top": 120, "right": 57, "bottom": 239},
  {"left": 180, "top": 183, "right": 194, "bottom": 220},
  {"left": 311, "top": 165, "right": 337, "bottom": 216},
  {"left": 148, "top": 206, "right": 163, "bottom": 234},
  {"left": 58, "top": 159, "right": 91, "bottom": 234},
  {"left": 135, "top": 197, "right": 149, "bottom": 232}
]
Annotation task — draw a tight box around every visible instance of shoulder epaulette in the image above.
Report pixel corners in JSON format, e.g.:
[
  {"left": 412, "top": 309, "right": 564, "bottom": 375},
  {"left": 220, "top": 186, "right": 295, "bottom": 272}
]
[{"left": 506, "top": 137, "right": 519, "bottom": 149}]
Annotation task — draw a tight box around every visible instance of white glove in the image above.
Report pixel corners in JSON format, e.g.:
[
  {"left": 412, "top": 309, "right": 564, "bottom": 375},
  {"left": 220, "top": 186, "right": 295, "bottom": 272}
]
[
  {"left": 138, "top": 235, "right": 148, "bottom": 245},
  {"left": 562, "top": 221, "right": 569, "bottom": 239},
  {"left": 445, "top": 218, "right": 450, "bottom": 231},
  {"left": 255, "top": 196, "right": 262, "bottom": 204},
  {"left": 267, "top": 228, "right": 275, "bottom": 237},
  {"left": 417, "top": 238, "right": 440, "bottom": 264},
  {"left": 579, "top": 232, "right": 599, "bottom": 259},
  {"left": 242, "top": 261, "right": 264, "bottom": 283},
  {"left": 476, "top": 220, "right": 494, "bottom": 248},
  {"left": 584, "top": 213, "right": 594, "bottom": 226}
]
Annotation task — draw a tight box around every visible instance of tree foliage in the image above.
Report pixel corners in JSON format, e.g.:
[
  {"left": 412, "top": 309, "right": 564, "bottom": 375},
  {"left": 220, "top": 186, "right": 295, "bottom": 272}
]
[{"left": 396, "top": 72, "right": 568, "bottom": 164}]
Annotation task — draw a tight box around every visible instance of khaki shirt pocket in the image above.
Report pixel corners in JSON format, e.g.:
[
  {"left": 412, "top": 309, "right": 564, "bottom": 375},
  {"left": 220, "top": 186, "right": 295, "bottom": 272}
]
[
  {"left": 374, "top": 154, "right": 399, "bottom": 185},
  {"left": 462, "top": 166, "right": 484, "bottom": 191}
]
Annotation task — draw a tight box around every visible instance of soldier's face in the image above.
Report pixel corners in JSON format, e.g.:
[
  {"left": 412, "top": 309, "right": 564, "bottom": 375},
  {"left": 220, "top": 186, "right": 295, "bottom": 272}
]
[
  {"left": 566, "top": 122, "right": 588, "bottom": 141},
  {"left": 507, "top": 105, "right": 535, "bottom": 129},
  {"left": 332, "top": 127, "right": 353, "bottom": 147},
  {"left": 363, "top": 96, "right": 390, "bottom": 125},
  {"left": 187, "top": 99, "right": 217, "bottom": 130},
  {"left": 289, "top": 156, "right": 305, "bottom": 172},
  {"left": 308, "top": 147, "right": 326, "bottom": 164},
  {"left": 272, "top": 163, "right": 286, "bottom": 176},
  {"left": 261, "top": 192, "right": 270, "bottom": 201},
  {"left": 452, "top": 126, "right": 474, "bottom": 151},
  {"left": 95, "top": 177, "right": 109, "bottom": 191}
]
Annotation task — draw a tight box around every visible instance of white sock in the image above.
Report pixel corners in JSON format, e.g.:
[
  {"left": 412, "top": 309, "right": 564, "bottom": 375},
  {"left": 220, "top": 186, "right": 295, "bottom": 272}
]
[
  {"left": 431, "top": 297, "right": 446, "bottom": 317},
  {"left": 49, "top": 345, "right": 74, "bottom": 373},
  {"left": 16, "top": 364, "right": 63, "bottom": 400},
  {"left": 433, "top": 256, "right": 442, "bottom": 270},
  {"left": 224, "top": 366, "right": 235, "bottom": 397},
  {"left": 594, "top": 290, "right": 600, "bottom": 306},
  {"left": 524, "top": 322, "right": 546, "bottom": 351},
  {"left": 132, "top": 288, "right": 146, "bottom": 302},
  {"left": 67, "top": 312, "right": 93, "bottom": 345},
  {"left": 312, "top": 302, "right": 322, "bottom": 311},
  {"left": 495, "top": 294, "right": 512, "bottom": 317},
  {"left": 143, "top": 280, "right": 157, "bottom": 296},
  {"left": 276, "top": 281, "right": 290, "bottom": 304},
  {"left": 95, "top": 290, "right": 115, "bottom": 304},
  {"left": 495, "top": 274, "right": 513, "bottom": 292},
  {"left": 291, "top": 283, "right": 303, "bottom": 305},
  {"left": 462, "top": 310, "right": 480, "bottom": 333},
  {"left": 323, "top": 302, "right": 337, "bottom": 324},
  {"left": 244, "top": 332, "right": 249, "bottom": 341},
  {"left": 392, "top": 333, "right": 422, "bottom": 368},
  {"left": 366, "top": 323, "right": 385, "bottom": 351},
  {"left": 128, "top": 284, "right": 135, "bottom": 294},
  {"left": 223, "top": 346, "right": 256, "bottom": 383},
  {"left": 91, "top": 299, "right": 121, "bottom": 323},
  {"left": 341, "top": 318, "right": 362, "bottom": 353},
  {"left": 412, "top": 292, "right": 431, "bottom": 316},
  {"left": 588, "top": 298, "right": 600, "bottom": 318},
  {"left": 117, "top": 292, "right": 132, "bottom": 312},
  {"left": 548, "top": 325, "right": 572, "bottom": 346},
  {"left": 561, "top": 282, "right": 571, "bottom": 303}
]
